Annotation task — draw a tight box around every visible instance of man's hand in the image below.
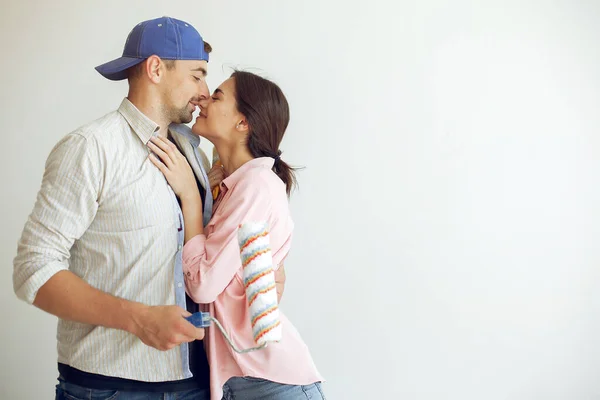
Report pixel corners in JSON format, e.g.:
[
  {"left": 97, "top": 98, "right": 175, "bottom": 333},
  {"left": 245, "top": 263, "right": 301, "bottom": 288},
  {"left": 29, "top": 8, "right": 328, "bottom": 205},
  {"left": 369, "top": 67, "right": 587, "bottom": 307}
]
[
  {"left": 130, "top": 305, "right": 204, "bottom": 351},
  {"left": 274, "top": 263, "right": 286, "bottom": 303},
  {"left": 32, "top": 271, "right": 203, "bottom": 352}
]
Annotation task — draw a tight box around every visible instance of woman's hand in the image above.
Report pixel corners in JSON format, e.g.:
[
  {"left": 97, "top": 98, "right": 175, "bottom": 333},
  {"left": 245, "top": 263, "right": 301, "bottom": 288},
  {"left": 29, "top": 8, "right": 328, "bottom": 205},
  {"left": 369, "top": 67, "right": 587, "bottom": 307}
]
[
  {"left": 208, "top": 162, "right": 226, "bottom": 190},
  {"left": 274, "top": 263, "right": 286, "bottom": 303},
  {"left": 148, "top": 136, "right": 200, "bottom": 202}
]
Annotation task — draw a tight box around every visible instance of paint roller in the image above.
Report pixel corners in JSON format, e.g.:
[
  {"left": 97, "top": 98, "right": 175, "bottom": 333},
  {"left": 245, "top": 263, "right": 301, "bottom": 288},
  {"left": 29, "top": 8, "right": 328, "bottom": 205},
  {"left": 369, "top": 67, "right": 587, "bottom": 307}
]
[{"left": 185, "top": 221, "right": 282, "bottom": 353}]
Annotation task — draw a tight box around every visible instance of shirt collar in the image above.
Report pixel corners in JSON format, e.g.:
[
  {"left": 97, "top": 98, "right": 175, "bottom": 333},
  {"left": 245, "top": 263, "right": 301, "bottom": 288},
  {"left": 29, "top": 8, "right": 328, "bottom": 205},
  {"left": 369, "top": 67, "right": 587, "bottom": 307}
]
[
  {"left": 168, "top": 123, "right": 201, "bottom": 148},
  {"left": 118, "top": 98, "right": 160, "bottom": 145},
  {"left": 222, "top": 157, "right": 275, "bottom": 190}
]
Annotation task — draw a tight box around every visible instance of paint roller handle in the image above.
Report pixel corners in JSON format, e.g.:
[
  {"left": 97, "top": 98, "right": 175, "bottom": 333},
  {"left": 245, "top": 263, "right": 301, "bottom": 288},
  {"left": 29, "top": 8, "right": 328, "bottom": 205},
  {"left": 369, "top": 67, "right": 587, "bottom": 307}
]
[
  {"left": 185, "top": 311, "right": 268, "bottom": 354},
  {"left": 185, "top": 311, "right": 212, "bottom": 328}
]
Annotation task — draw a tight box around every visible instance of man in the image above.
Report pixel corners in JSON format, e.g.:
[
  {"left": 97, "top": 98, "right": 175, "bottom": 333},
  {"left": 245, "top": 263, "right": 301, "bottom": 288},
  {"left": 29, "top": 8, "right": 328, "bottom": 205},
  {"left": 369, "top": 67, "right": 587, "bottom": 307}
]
[{"left": 13, "top": 16, "right": 283, "bottom": 399}]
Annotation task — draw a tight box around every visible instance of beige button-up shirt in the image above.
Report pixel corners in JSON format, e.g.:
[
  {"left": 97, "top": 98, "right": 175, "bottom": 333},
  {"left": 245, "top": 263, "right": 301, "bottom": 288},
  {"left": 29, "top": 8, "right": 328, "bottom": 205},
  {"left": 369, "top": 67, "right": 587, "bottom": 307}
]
[{"left": 13, "top": 98, "right": 211, "bottom": 382}]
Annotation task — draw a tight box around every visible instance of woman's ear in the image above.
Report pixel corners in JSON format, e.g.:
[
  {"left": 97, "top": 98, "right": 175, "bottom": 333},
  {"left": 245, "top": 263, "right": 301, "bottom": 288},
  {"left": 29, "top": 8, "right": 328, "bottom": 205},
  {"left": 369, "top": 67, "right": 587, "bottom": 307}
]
[{"left": 235, "top": 118, "right": 249, "bottom": 133}]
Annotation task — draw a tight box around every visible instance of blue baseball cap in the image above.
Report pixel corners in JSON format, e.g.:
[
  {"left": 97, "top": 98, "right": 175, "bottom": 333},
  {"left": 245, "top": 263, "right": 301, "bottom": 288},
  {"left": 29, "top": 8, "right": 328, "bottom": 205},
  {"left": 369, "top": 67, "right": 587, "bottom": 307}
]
[{"left": 95, "top": 16, "right": 209, "bottom": 81}]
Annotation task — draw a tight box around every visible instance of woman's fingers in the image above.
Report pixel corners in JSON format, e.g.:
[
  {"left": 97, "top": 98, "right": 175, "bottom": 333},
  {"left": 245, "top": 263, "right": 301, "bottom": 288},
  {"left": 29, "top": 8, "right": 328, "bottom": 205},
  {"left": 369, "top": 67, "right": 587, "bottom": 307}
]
[
  {"left": 208, "top": 165, "right": 225, "bottom": 188},
  {"left": 148, "top": 153, "right": 169, "bottom": 175},
  {"left": 149, "top": 136, "right": 180, "bottom": 165},
  {"left": 148, "top": 142, "right": 173, "bottom": 168}
]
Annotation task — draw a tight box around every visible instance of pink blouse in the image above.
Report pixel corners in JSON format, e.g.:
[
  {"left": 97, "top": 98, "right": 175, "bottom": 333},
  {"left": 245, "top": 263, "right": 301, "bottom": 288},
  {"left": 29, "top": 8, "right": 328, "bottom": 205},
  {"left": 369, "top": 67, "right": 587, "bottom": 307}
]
[{"left": 182, "top": 157, "right": 323, "bottom": 400}]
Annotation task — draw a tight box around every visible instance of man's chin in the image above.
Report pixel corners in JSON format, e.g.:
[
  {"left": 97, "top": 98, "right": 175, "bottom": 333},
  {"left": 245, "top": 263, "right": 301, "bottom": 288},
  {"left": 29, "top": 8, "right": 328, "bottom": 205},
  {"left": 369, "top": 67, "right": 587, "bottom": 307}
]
[{"left": 175, "top": 113, "right": 194, "bottom": 125}]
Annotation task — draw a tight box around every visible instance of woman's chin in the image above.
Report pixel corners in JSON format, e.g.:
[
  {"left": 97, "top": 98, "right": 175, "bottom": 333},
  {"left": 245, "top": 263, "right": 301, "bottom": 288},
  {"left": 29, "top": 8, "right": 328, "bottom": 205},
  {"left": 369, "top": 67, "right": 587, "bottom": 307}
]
[
  {"left": 191, "top": 122, "right": 207, "bottom": 137},
  {"left": 191, "top": 122, "right": 221, "bottom": 142}
]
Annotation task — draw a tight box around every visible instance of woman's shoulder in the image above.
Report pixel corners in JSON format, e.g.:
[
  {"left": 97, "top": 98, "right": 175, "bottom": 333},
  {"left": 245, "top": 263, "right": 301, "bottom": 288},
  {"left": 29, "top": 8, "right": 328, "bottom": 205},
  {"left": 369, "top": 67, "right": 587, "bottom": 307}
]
[
  {"left": 237, "top": 159, "right": 286, "bottom": 193},
  {"left": 230, "top": 161, "right": 288, "bottom": 213}
]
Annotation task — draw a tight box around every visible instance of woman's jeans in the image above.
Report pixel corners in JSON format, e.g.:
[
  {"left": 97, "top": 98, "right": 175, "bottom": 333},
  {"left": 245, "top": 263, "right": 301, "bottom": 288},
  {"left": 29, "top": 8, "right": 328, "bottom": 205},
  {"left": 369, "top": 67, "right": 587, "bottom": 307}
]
[{"left": 221, "top": 376, "right": 326, "bottom": 400}]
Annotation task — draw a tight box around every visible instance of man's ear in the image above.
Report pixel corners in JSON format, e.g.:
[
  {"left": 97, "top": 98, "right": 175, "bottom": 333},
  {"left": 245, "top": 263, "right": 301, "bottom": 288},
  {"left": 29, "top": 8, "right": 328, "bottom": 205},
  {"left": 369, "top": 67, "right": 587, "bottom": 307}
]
[{"left": 145, "top": 55, "right": 164, "bottom": 84}]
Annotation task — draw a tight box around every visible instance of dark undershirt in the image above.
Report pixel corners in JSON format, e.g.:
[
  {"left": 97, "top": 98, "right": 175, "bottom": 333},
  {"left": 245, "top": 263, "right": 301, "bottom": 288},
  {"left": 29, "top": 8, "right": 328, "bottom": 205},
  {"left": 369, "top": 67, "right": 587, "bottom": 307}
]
[{"left": 58, "top": 135, "right": 210, "bottom": 392}]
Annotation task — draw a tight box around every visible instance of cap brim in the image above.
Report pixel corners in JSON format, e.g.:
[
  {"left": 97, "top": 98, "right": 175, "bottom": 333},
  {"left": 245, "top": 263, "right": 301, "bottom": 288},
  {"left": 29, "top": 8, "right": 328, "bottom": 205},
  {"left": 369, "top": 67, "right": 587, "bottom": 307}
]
[{"left": 95, "top": 56, "right": 145, "bottom": 81}]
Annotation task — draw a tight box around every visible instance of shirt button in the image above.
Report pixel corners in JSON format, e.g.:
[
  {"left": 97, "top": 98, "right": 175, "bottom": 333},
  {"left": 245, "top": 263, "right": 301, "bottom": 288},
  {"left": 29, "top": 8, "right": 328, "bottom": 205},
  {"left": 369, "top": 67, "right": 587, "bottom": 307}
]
[
  {"left": 178, "top": 244, "right": 182, "bottom": 251},
  {"left": 177, "top": 282, "right": 183, "bottom": 288}
]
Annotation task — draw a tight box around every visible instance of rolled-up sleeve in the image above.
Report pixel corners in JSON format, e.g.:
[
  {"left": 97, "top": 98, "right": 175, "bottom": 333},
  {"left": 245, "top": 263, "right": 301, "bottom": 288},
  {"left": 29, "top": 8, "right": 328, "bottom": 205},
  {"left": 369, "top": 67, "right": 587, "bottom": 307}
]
[{"left": 13, "top": 133, "right": 100, "bottom": 304}]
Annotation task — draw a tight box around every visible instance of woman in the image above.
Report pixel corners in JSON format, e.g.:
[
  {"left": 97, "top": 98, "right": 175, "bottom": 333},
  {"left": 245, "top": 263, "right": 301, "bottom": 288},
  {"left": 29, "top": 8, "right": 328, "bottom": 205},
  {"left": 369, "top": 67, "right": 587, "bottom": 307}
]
[{"left": 148, "top": 71, "right": 325, "bottom": 400}]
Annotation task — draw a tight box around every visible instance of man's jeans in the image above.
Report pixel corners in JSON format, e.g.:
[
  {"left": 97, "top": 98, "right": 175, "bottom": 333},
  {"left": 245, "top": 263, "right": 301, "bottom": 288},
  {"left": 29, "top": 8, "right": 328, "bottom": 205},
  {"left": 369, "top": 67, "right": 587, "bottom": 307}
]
[{"left": 55, "top": 376, "right": 210, "bottom": 400}]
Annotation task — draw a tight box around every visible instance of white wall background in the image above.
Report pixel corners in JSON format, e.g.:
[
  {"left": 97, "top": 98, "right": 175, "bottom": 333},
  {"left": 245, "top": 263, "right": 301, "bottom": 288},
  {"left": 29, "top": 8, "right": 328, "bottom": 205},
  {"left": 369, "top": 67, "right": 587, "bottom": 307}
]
[{"left": 1, "top": 0, "right": 600, "bottom": 399}]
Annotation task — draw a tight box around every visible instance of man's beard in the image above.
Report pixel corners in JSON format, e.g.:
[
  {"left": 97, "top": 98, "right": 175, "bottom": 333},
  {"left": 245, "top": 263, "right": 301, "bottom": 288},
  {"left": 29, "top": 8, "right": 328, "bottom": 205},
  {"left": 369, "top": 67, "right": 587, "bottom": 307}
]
[{"left": 171, "top": 106, "right": 194, "bottom": 124}]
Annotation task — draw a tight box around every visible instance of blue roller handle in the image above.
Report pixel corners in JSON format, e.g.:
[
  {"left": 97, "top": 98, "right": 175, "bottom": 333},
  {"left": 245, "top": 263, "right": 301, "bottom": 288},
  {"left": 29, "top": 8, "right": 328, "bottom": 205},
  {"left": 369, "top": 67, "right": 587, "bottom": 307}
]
[{"left": 185, "top": 311, "right": 212, "bottom": 328}]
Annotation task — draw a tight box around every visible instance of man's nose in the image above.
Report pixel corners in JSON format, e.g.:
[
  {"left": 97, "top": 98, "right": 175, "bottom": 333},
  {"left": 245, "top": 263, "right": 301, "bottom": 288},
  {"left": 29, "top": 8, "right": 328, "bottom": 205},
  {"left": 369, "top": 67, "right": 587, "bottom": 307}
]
[
  {"left": 199, "top": 80, "right": 210, "bottom": 100},
  {"left": 196, "top": 97, "right": 209, "bottom": 109},
  {"left": 193, "top": 81, "right": 210, "bottom": 109},
  {"left": 190, "top": 98, "right": 208, "bottom": 109}
]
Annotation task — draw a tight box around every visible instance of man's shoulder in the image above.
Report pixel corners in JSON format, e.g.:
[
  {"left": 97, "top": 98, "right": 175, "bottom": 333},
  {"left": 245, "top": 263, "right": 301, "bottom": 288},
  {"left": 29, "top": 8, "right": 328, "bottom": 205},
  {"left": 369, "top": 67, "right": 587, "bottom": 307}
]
[
  {"left": 67, "top": 109, "right": 125, "bottom": 142},
  {"left": 46, "top": 108, "right": 128, "bottom": 165}
]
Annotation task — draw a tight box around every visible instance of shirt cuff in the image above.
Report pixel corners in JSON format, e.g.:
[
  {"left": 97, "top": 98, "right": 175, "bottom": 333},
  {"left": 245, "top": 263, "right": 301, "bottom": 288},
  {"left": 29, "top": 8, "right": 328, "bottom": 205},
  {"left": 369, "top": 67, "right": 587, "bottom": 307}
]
[
  {"left": 14, "top": 261, "right": 69, "bottom": 304},
  {"left": 182, "top": 234, "right": 207, "bottom": 281}
]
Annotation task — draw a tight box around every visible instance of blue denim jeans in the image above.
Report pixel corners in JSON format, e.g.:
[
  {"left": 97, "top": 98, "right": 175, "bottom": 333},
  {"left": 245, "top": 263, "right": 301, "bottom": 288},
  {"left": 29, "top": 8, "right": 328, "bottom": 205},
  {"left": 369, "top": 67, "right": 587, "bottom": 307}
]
[
  {"left": 55, "top": 378, "right": 210, "bottom": 400},
  {"left": 221, "top": 377, "right": 326, "bottom": 400}
]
